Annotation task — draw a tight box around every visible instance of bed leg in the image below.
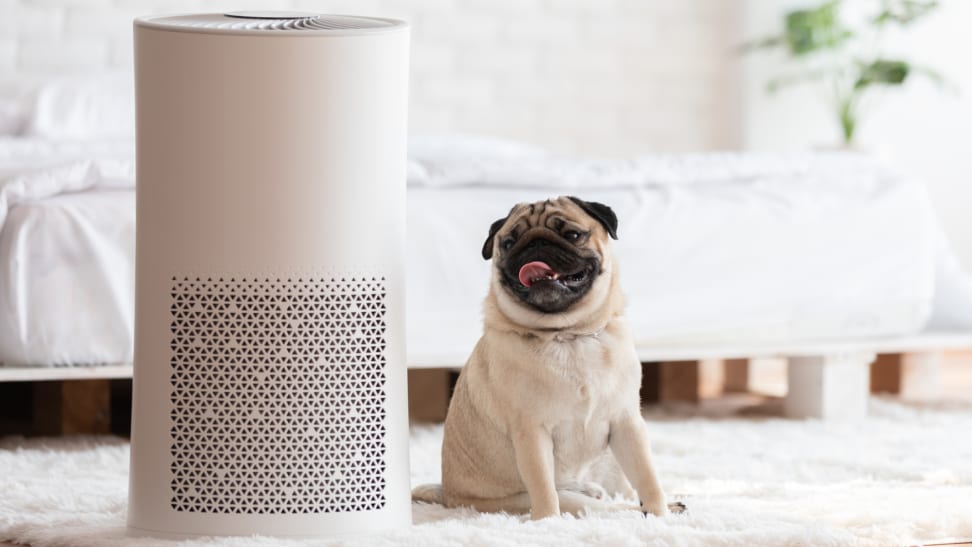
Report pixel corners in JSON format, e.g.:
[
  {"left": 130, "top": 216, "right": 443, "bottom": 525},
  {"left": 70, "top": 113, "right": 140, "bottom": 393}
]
[
  {"left": 641, "top": 361, "right": 701, "bottom": 404},
  {"left": 32, "top": 379, "right": 111, "bottom": 435},
  {"left": 870, "top": 352, "right": 943, "bottom": 400},
  {"left": 784, "top": 353, "right": 874, "bottom": 419}
]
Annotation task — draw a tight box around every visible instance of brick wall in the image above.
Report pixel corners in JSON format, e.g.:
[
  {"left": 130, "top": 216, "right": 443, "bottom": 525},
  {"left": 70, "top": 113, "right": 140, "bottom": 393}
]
[{"left": 0, "top": 0, "right": 742, "bottom": 155}]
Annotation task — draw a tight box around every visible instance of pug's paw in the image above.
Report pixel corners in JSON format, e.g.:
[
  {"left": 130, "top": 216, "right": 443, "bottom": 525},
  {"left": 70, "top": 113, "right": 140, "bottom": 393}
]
[
  {"left": 668, "top": 501, "right": 687, "bottom": 514},
  {"left": 639, "top": 495, "right": 668, "bottom": 517}
]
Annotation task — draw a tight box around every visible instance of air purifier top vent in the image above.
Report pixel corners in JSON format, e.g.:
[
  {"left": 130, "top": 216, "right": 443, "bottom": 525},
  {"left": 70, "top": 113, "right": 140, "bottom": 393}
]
[{"left": 135, "top": 12, "right": 406, "bottom": 36}]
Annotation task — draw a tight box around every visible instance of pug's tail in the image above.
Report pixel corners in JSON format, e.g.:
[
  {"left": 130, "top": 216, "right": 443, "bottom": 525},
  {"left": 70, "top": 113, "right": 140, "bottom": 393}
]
[{"left": 411, "top": 483, "right": 446, "bottom": 505}]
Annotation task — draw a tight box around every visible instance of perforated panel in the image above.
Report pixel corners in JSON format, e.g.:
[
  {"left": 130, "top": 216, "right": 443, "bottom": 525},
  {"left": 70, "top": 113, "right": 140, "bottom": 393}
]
[{"left": 168, "top": 276, "right": 388, "bottom": 514}]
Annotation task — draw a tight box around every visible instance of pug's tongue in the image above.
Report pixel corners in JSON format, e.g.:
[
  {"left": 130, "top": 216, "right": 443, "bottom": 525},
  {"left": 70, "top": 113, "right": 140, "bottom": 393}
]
[{"left": 518, "top": 261, "right": 558, "bottom": 287}]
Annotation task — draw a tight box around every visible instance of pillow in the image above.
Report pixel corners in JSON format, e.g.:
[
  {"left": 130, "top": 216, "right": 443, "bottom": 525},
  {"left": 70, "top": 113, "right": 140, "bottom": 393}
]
[{"left": 24, "top": 75, "right": 135, "bottom": 140}]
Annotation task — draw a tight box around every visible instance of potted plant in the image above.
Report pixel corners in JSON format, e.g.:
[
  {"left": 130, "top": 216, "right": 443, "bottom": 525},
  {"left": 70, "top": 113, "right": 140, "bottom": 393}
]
[{"left": 745, "top": 0, "right": 944, "bottom": 146}]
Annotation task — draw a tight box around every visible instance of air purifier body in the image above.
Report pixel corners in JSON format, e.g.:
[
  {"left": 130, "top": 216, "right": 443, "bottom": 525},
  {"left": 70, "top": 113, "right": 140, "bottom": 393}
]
[{"left": 128, "top": 12, "right": 410, "bottom": 538}]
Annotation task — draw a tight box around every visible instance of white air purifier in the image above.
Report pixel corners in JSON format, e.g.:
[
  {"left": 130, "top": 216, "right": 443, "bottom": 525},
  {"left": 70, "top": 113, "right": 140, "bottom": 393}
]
[{"left": 128, "top": 12, "right": 410, "bottom": 539}]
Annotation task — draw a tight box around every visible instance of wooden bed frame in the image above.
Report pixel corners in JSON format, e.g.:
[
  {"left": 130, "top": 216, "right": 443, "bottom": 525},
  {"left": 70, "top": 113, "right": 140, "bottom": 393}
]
[
  {"left": 4, "top": 331, "right": 970, "bottom": 433},
  {"left": 0, "top": 365, "right": 131, "bottom": 435},
  {"left": 407, "top": 330, "right": 972, "bottom": 420},
  {"left": 636, "top": 331, "right": 972, "bottom": 419}
]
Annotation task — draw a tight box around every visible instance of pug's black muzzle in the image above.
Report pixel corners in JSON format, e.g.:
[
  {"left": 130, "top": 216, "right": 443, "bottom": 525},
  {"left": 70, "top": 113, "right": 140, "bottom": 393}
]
[{"left": 500, "top": 237, "right": 601, "bottom": 313}]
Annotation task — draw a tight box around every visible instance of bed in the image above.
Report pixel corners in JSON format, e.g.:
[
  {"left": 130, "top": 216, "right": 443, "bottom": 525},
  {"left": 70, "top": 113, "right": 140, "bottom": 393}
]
[{"left": 2, "top": 79, "right": 972, "bottom": 419}]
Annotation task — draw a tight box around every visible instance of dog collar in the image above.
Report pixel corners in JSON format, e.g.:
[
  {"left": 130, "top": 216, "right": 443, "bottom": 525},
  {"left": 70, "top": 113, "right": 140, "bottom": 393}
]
[
  {"left": 507, "top": 323, "right": 608, "bottom": 342},
  {"left": 552, "top": 326, "right": 605, "bottom": 343}
]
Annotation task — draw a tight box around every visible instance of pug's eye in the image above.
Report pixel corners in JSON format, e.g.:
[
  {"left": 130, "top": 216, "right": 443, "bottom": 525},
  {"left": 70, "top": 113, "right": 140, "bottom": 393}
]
[
  {"left": 564, "top": 230, "right": 581, "bottom": 241},
  {"left": 501, "top": 238, "right": 515, "bottom": 251}
]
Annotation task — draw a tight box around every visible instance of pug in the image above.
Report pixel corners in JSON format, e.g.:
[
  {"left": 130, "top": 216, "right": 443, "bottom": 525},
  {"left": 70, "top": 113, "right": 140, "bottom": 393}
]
[{"left": 412, "top": 196, "right": 684, "bottom": 520}]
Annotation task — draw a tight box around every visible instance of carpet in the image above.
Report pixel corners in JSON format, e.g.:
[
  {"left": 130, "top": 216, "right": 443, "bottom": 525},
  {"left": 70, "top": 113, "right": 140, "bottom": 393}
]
[{"left": 1, "top": 397, "right": 971, "bottom": 546}]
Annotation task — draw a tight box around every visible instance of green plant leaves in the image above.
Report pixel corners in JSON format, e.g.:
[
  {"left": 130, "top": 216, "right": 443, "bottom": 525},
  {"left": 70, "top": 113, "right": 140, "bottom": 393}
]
[
  {"left": 738, "top": 0, "right": 852, "bottom": 55},
  {"left": 873, "top": 0, "right": 939, "bottom": 25},
  {"left": 854, "top": 59, "right": 911, "bottom": 89},
  {"left": 741, "top": 0, "right": 945, "bottom": 146},
  {"left": 784, "top": 0, "right": 853, "bottom": 56}
]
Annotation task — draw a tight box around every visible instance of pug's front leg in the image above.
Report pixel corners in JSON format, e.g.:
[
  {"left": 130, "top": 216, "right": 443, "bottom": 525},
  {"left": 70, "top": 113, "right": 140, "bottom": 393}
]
[
  {"left": 609, "top": 410, "right": 668, "bottom": 517},
  {"left": 511, "top": 426, "right": 559, "bottom": 519}
]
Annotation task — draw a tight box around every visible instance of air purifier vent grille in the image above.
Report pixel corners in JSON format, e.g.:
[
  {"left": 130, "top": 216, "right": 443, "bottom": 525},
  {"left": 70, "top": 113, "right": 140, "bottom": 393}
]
[
  {"left": 167, "top": 276, "right": 388, "bottom": 514},
  {"left": 137, "top": 13, "right": 402, "bottom": 34}
]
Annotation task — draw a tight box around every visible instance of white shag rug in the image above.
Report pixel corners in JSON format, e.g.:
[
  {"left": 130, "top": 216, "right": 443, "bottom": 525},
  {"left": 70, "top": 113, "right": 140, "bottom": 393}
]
[{"left": 2, "top": 397, "right": 971, "bottom": 547}]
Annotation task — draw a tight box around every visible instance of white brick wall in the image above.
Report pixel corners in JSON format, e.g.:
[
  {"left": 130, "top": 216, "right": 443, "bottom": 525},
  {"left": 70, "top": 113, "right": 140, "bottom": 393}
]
[{"left": 0, "top": 0, "right": 742, "bottom": 154}]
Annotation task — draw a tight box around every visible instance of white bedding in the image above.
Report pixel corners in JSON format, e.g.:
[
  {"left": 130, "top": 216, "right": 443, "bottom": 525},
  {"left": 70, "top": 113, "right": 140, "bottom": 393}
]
[
  {"left": 1, "top": 136, "right": 971, "bottom": 366},
  {"left": 0, "top": 190, "right": 134, "bottom": 366},
  {"left": 407, "top": 181, "right": 936, "bottom": 361}
]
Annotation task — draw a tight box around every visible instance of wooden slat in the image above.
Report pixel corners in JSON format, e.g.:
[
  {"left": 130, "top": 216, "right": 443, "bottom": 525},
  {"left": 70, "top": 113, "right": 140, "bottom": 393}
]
[
  {"left": 723, "top": 358, "right": 750, "bottom": 393},
  {"left": 634, "top": 332, "right": 972, "bottom": 363},
  {"left": 0, "top": 364, "right": 133, "bottom": 382},
  {"left": 407, "top": 368, "right": 454, "bottom": 422},
  {"left": 642, "top": 361, "right": 701, "bottom": 404},
  {"left": 33, "top": 379, "right": 111, "bottom": 435},
  {"left": 406, "top": 331, "right": 972, "bottom": 369},
  {"left": 661, "top": 361, "right": 701, "bottom": 402},
  {"left": 870, "top": 354, "right": 903, "bottom": 393},
  {"left": 870, "top": 351, "right": 943, "bottom": 400},
  {"left": 0, "top": 331, "right": 967, "bottom": 385}
]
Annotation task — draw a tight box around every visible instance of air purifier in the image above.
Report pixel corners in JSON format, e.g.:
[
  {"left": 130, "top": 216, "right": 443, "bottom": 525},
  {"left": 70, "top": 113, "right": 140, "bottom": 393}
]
[{"left": 128, "top": 12, "right": 410, "bottom": 539}]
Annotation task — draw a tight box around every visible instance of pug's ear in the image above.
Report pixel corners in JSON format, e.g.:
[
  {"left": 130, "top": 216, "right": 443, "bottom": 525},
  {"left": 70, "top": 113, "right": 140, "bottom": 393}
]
[
  {"left": 568, "top": 196, "right": 618, "bottom": 240},
  {"left": 482, "top": 216, "right": 509, "bottom": 260}
]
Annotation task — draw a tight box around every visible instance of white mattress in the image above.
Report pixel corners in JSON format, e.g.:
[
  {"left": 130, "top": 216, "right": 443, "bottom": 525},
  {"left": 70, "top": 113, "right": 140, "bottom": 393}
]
[{"left": 2, "top": 136, "right": 971, "bottom": 367}]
